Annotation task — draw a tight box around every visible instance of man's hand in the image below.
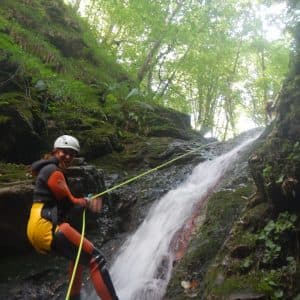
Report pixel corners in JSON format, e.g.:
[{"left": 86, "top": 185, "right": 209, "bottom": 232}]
[{"left": 87, "top": 196, "right": 103, "bottom": 213}]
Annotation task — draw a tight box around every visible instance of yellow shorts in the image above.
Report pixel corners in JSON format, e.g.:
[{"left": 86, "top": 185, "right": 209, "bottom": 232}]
[{"left": 27, "top": 202, "right": 57, "bottom": 254}]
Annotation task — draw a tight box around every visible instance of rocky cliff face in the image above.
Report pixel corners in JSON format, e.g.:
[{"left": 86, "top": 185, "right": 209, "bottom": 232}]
[{"left": 0, "top": 181, "right": 33, "bottom": 254}]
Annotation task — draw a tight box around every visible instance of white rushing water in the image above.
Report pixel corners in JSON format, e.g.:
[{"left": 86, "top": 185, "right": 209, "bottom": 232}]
[{"left": 88, "top": 134, "right": 259, "bottom": 300}]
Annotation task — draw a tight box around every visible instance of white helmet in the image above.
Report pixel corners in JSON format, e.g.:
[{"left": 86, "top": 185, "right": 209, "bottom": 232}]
[{"left": 54, "top": 135, "right": 80, "bottom": 153}]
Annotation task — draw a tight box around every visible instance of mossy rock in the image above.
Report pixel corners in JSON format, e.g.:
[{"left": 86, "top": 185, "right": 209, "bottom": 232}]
[
  {"left": 46, "top": 31, "right": 87, "bottom": 58},
  {"left": 249, "top": 127, "right": 300, "bottom": 212},
  {"left": 114, "top": 100, "right": 192, "bottom": 139},
  {"left": 204, "top": 265, "right": 300, "bottom": 300},
  {"left": 80, "top": 127, "right": 123, "bottom": 159},
  {"left": 0, "top": 162, "right": 29, "bottom": 184},
  {"left": 92, "top": 135, "right": 176, "bottom": 174},
  {"left": 202, "top": 202, "right": 300, "bottom": 299},
  {"left": 165, "top": 184, "right": 254, "bottom": 300},
  {"left": 0, "top": 92, "right": 45, "bottom": 163},
  {"left": 146, "top": 124, "right": 190, "bottom": 140},
  {"left": 140, "top": 105, "right": 191, "bottom": 139},
  {"left": 204, "top": 272, "right": 269, "bottom": 299}
]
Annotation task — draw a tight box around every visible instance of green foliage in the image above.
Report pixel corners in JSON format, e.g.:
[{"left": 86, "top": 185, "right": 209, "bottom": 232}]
[
  {"left": 0, "top": 0, "right": 292, "bottom": 140},
  {"left": 0, "top": 115, "right": 10, "bottom": 124},
  {"left": 85, "top": 0, "right": 290, "bottom": 139},
  {"left": 258, "top": 254, "right": 298, "bottom": 300},
  {"left": 241, "top": 256, "right": 253, "bottom": 270},
  {"left": 0, "top": 0, "right": 134, "bottom": 125},
  {"left": 288, "top": 141, "right": 300, "bottom": 162},
  {"left": 263, "top": 164, "right": 273, "bottom": 181},
  {"left": 257, "top": 212, "right": 297, "bottom": 264},
  {"left": 0, "top": 162, "right": 29, "bottom": 183},
  {"left": 260, "top": 270, "right": 283, "bottom": 299}
]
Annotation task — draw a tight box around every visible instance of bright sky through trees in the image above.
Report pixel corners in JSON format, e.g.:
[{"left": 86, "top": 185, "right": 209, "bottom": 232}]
[
  {"left": 67, "top": 0, "right": 291, "bottom": 140},
  {"left": 258, "top": 3, "right": 288, "bottom": 41}
]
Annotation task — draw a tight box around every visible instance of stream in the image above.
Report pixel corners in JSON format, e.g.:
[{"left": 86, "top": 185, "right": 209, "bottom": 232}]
[{"left": 87, "top": 133, "right": 260, "bottom": 300}]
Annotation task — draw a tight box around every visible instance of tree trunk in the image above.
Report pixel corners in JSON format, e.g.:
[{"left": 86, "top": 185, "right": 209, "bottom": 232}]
[
  {"left": 136, "top": 2, "right": 183, "bottom": 86},
  {"left": 260, "top": 48, "right": 268, "bottom": 125},
  {"left": 222, "top": 45, "right": 241, "bottom": 137},
  {"left": 73, "top": 0, "right": 81, "bottom": 12}
]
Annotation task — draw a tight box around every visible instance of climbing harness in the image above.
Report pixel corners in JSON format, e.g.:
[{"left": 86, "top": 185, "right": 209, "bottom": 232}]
[{"left": 66, "top": 140, "right": 218, "bottom": 299}]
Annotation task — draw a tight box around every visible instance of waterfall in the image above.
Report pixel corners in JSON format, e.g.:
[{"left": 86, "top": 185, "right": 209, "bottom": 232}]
[{"left": 88, "top": 134, "right": 259, "bottom": 300}]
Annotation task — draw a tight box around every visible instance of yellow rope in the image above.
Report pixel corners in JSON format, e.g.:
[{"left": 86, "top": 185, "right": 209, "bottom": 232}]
[
  {"left": 65, "top": 141, "right": 217, "bottom": 299},
  {"left": 65, "top": 209, "right": 86, "bottom": 300},
  {"left": 90, "top": 141, "right": 218, "bottom": 200}
]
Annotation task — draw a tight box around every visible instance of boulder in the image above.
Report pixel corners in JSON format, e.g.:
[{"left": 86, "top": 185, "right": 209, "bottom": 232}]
[
  {"left": 0, "top": 181, "right": 34, "bottom": 255},
  {"left": 0, "top": 94, "right": 46, "bottom": 163}
]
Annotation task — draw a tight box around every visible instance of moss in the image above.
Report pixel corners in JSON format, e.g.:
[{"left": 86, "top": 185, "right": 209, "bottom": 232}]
[
  {"left": 0, "top": 92, "right": 45, "bottom": 163},
  {"left": 203, "top": 206, "right": 300, "bottom": 299},
  {"left": 0, "top": 115, "right": 10, "bottom": 124},
  {"left": 205, "top": 272, "right": 272, "bottom": 298},
  {"left": 0, "top": 92, "right": 37, "bottom": 122},
  {"left": 92, "top": 135, "right": 176, "bottom": 175},
  {"left": 165, "top": 184, "right": 255, "bottom": 299},
  {"left": 0, "top": 0, "right": 192, "bottom": 167},
  {"left": 250, "top": 128, "right": 300, "bottom": 211},
  {"left": 0, "top": 162, "right": 29, "bottom": 184},
  {"left": 0, "top": 0, "right": 132, "bottom": 119},
  {"left": 79, "top": 127, "right": 119, "bottom": 159},
  {"left": 205, "top": 264, "right": 300, "bottom": 300}
]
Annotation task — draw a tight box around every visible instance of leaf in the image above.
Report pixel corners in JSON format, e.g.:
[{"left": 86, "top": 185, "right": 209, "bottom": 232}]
[
  {"left": 126, "top": 88, "right": 140, "bottom": 100},
  {"left": 276, "top": 174, "right": 284, "bottom": 184},
  {"left": 274, "top": 290, "right": 283, "bottom": 298},
  {"left": 268, "top": 280, "right": 277, "bottom": 287}
]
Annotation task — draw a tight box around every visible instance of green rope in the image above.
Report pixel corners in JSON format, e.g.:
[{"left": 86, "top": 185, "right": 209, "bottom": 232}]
[{"left": 65, "top": 141, "right": 217, "bottom": 299}]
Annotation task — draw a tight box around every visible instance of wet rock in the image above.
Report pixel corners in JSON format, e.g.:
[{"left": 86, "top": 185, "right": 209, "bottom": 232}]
[
  {"left": 230, "top": 245, "right": 252, "bottom": 259},
  {"left": 246, "top": 193, "right": 264, "bottom": 209},
  {"left": 0, "top": 181, "right": 34, "bottom": 254},
  {"left": 0, "top": 52, "right": 22, "bottom": 93},
  {"left": 214, "top": 273, "right": 225, "bottom": 286},
  {"left": 228, "top": 291, "right": 266, "bottom": 300},
  {"left": 0, "top": 95, "right": 46, "bottom": 163}
]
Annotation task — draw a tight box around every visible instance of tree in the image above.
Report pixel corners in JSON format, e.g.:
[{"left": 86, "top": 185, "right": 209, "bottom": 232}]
[{"left": 82, "top": 0, "right": 290, "bottom": 139}]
